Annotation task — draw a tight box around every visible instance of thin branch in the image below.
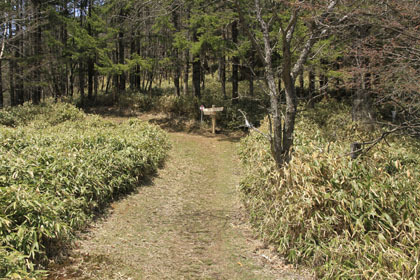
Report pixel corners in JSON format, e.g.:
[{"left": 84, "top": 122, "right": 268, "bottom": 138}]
[
  {"left": 238, "top": 109, "right": 272, "bottom": 141},
  {"left": 338, "top": 126, "right": 403, "bottom": 159},
  {"left": 285, "top": 8, "right": 299, "bottom": 43}
]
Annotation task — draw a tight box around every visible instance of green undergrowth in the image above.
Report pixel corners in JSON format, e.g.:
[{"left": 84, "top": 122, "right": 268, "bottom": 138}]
[
  {"left": 94, "top": 79, "right": 269, "bottom": 130},
  {"left": 239, "top": 101, "right": 420, "bottom": 279},
  {"left": 0, "top": 102, "right": 170, "bottom": 278},
  {"left": 0, "top": 102, "right": 85, "bottom": 128}
]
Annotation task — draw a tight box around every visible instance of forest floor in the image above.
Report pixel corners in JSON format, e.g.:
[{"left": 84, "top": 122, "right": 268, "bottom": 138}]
[{"left": 47, "top": 112, "right": 312, "bottom": 280}]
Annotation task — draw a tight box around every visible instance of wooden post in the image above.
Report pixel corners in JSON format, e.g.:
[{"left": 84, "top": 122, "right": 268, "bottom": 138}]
[
  {"left": 202, "top": 105, "right": 224, "bottom": 134},
  {"left": 211, "top": 105, "right": 216, "bottom": 134}
]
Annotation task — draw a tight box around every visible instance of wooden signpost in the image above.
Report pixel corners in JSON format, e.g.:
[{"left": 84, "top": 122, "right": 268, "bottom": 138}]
[{"left": 202, "top": 105, "right": 224, "bottom": 134}]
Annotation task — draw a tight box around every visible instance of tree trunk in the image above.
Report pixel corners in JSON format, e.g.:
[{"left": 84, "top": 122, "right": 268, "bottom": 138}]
[
  {"left": 0, "top": 59, "right": 3, "bottom": 108},
  {"left": 79, "top": 62, "right": 85, "bottom": 106},
  {"left": 87, "top": 0, "right": 94, "bottom": 103},
  {"left": 298, "top": 67, "right": 304, "bottom": 96},
  {"left": 135, "top": 36, "right": 141, "bottom": 90},
  {"left": 174, "top": 62, "right": 181, "bottom": 96},
  {"left": 308, "top": 67, "right": 315, "bottom": 108},
  {"left": 249, "top": 73, "right": 254, "bottom": 96},
  {"left": 147, "top": 73, "right": 153, "bottom": 92},
  {"left": 183, "top": 50, "right": 189, "bottom": 95},
  {"left": 129, "top": 37, "right": 136, "bottom": 89},
  {"left": 232, "top": 20, "right": 239, "bottom": 104},
  {"left": 192, "top": 29, "right": 200, "bottom": 98},
  {"left": 319, "top": 59, "right": 328, "bottom": 99},
  {"left": 278, "top": 76, "right": 282, "bottom": 93},
  {"left": 267, "top": 68, "right": 283, "bottom": 168},
  {"left": 281, "top": 40, "right": 298, "bottom": 165},
  {"left": 31, "top": 0, "right": 42, "bottom": 105},
  {"left": 118, "top": 31, "right": 125, "bottom": 93},
  {"left": 15, "top": 7, "right": 24, "bottom": 106},
  {"left": 69, "top": 64, "right": 74, "bottom": 98},
  {"left": 319, "top": 72, "right": 328, "bottom": 98},
  {"left": 87, "top": 56, "right": 94, "bottom": 102},
  {"left": 174, "top": 71, "right": 181, "bottom": 96},
  {"left": 219, "top": 56, "right": 226, "bottom": 98},
  {"left": 10, "top": 58, "right": 15, "bottom": 106},
  {"left": 201, "top": 58, "right": 206, "bottom": 90},
  {"left": 105, "top": 75, "right": 111, "bottom": 95},
  {"left": 192, "top": 57, "right": 200, "bottom": 98},
  {"left": 172, "top": 5, "right": 181, "bottom": 96},
  {"left": 94, "top": 71, "right": 98, "bottom": 100},
  {"left": 352, "top": 73, "right": 373, "bottom": 123},
  {"left": 62, "top": 3, "right": 69, "bottom": 98},
  {"left": 16, "top": 57, "right": 24, "bottom": 105}
]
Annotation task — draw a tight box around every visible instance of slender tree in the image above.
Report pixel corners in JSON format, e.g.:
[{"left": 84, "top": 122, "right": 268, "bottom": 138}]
[
  {"left": 237, "top": 0, "right": 345, "bottom": 168},
  {"left": 231, "top": 20, "right": 239, "bottom": 104}
]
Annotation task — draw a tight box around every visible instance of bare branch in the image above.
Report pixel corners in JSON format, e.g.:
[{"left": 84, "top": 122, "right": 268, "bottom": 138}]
[{"left": 238, "top": 109, "right": 272, "bottom": 141}]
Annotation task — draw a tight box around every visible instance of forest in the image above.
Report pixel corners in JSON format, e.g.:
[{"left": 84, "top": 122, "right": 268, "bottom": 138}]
[{"left": 0, "top": 0, "right": 419, "bottom": 279}]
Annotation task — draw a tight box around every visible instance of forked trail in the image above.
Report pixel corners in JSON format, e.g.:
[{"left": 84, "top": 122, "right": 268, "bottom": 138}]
[{"left": 48, "top": 126, "right": 308, "bottom": 279}]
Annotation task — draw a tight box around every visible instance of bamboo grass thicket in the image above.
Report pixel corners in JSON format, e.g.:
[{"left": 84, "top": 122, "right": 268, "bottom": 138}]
[
  {"left": 0, "top": 102, "right": 170, "bottom": 278},
  {"left": 239, "top": 102, "right": 420, "bottom": 279}
]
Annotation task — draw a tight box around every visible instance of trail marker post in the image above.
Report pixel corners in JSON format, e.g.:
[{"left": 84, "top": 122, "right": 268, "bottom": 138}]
[{"left": 202, "top": 105, "right": 224, "bottom": 134}]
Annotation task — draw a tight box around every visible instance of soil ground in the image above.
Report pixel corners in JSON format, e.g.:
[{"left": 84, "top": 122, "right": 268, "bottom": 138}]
[{"left": 48, "top": 114, "right": 312, "bottom": 280}]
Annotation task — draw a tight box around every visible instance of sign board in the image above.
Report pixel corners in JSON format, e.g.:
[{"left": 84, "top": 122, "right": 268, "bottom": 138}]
[
  {"left": 203, "top": 107, "right": 224, "bottom": 115},
  {"left": 200, "top": 105, "right": 205, "bottom": 111}
]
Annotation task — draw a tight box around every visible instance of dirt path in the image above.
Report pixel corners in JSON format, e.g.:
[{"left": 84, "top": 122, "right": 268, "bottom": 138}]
[{"left": 48, "top": 128, "right": 309, "bottom": 279}]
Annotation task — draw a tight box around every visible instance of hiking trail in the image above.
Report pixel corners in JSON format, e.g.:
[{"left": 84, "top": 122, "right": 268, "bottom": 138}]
[{"left": 48, "top": 116, "right": 310, "bottom": 280}]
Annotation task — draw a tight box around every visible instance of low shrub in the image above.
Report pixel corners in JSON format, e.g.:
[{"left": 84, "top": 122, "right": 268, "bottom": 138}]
[
  {"left": 0, "top": 104, "right": 170, "bottom": 278},
  {"left": 156, "top": 95, "right": 200, "bottom": 119},
  {"left": 239, "top": 101, "right": 420, "bottom": 279},
  {"left": 0, "top": 102, "right": 85, "bottom": 128},
  {"left": 91, "top": 79, "right": 269, "bottom": 131}
]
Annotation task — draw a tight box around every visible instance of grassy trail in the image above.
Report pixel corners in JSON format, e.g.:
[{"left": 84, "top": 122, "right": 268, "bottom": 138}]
[{"left": 48, "top": 126, "right": 307, "bottom": 279}]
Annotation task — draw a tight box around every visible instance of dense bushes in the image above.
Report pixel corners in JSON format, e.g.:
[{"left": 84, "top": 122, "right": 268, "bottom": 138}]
[
  {"left": 0, "top": 102, "right": 85, "bottom": 128},
  {"left": 0, "top": 102, "right": 169, "bottom": 278},
  {"left": 239, "top": 101, "right": 420, "bottom": 279},
  {"left": 93, "top": 78, "right": 269, "bottom": 130},
  {"left": 116, "top": 91, "right": 268, "bottom": 130}
]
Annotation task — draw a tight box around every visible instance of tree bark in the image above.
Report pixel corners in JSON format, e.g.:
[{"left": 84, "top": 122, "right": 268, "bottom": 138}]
[
  {"left": 129, "top": 38, "right": 135, "bottom": 89},
  {"left": 183, "top": 50, "right": 189, "bottom": 95},
  {"left": 298, "top": 67, "right": 304, "bottom": 96},
  {"left": 219, "top": 56, "right": 226, "bottom": 98},
  {"left": 135, "top": 36, "right": 141, "bottom": 90},
  {"left": 79, "top": 61, "right": 85, "bottom": 106},
  {"left": 15, "top": 1, "right": 24, "bottom": 105},
  {"left": 278, "top": 76, "right": 282, "bottom": 93},
  {"left": 10, "top": 57, "right": 15, "bottom": 106},
  {"left": 0, "top": 59, "right": 3, "bottom": 108},
  {"left": 192, "top": 56, "right": 200, "bottom": 98},
  {"left": 232, "top": 20, "right": 239, "bottom": 104},
  {"left": 172, "top": 4, "right": 181, "bottom": 96},
  {"left": 87, "top": 0, "right": 94, "bottom": 103},
  {"left": 69, "top": 64, "right": 74, "bottom": 98},
  {"left": 192, "top": 28, "right": 201, "bottom": 98},
  {"left": 308, "top": 67, "right": 315, "bottom": 108},
  {"left": 249, "top": 71, "right": 254, "bottom": 96},
  {"left": 319, "top": 58, "right": 328, "bottom": 99},
  {"left": 32, "top": 0, "right": 42, "bottom": 105},
  {"left": 118, "top": 31, "right": 126, "bottom": 93},
  {"left": 281, "top": 38, "right": 298, "bottom": 164}
]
